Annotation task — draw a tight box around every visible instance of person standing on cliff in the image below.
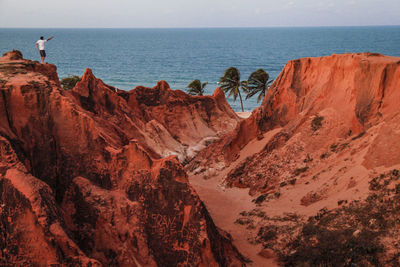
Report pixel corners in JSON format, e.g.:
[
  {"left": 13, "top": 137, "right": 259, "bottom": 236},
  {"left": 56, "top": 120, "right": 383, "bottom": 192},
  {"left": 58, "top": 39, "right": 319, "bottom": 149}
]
[{"left": 36, "top": 36, "right": 54, "bottom": 64}]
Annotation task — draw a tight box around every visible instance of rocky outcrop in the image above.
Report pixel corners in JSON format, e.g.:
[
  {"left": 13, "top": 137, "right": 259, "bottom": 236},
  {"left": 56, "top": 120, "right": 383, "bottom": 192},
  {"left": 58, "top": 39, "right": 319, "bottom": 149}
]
[
  {"left": 123, "top": 83, "right": 238, "bottom": 162},
  {"left": 187, "top": 52, "right": 400, "bottom": 265},
  {"left": 188, "top": 53, "right": 400, "bottom": 190},
  {"left": 66, "top": 68, "right": 239, "bottom": 162},
  {"left": 0, "top": 136, "right": 100, "bottom": 266},
  {"left": 0, "top": 50, "right": 244, "bottom": 266}
]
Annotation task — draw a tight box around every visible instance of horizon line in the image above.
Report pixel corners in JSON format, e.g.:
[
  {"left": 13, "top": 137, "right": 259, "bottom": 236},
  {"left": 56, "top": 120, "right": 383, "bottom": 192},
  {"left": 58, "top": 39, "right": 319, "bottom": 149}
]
[{"left": 1, "top": 24, "right": 400, "bottom": 30}]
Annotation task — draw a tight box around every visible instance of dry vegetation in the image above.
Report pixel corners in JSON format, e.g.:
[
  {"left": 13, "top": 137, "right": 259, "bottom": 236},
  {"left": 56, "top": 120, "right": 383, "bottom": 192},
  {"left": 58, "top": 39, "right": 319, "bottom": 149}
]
[{"left": 234, "top": 169, "right": 400, "bottom": 266}]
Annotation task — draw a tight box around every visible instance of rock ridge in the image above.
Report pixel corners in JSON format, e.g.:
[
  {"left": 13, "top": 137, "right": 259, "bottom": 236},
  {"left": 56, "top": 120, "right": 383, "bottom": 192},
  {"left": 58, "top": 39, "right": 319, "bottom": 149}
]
[
  {"left": 186, "top": 52, "right": 400, "bottom": 266},
  {"left": 0, "top": 50, "right": 245, "bottom": 266}
]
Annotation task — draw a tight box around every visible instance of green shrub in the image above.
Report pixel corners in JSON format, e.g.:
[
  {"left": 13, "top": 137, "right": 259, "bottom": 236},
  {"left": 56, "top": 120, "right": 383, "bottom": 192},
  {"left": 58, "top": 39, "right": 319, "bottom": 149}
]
[
  {"left": 320, "top": 152, "right": 330, "bottom": 159},
  {"left": 253, "top": 194, "right": 268, "bottom": 204},
  {"left": 396, "top": 184, "right": 400, "bottom": 194},
  {"left": 293, "top": 167, "right": 309, "bottom": 176},
  {"left": 257, "top": 225, "right": 278, "bottom": 242},
  {"left": 239, "top": 211, "right": 248, "bottom": 216},
  {"left": 60, "top": 75, "right": 81, "bottom": 90},
  {"left": 235, "top": 217, "right": 253, "bottom": 225},
  {"left": 248, "top": 208, "right": 266, "bottom": 218},
  {"left": 311, "top": 114, "right": 324, "bottom": 131}
]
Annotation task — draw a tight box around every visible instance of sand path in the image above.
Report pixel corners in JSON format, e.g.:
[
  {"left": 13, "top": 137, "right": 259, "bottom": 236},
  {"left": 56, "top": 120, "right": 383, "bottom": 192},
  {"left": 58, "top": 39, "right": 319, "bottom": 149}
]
[{"left": 189, "top": 128, "right": 281, "bottom": 266}]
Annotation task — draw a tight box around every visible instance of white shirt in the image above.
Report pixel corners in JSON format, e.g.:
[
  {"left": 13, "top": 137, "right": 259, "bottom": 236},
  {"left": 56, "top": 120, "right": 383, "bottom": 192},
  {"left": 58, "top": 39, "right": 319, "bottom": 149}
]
[{"left": 36, "top": 39, "right": 47, "bottom": 50}]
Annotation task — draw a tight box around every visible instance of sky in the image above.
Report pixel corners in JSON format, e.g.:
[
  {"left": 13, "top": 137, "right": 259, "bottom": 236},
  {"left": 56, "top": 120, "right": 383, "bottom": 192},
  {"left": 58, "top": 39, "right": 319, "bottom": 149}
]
[{"left": 0, "top": 0, "right": 399, "bottom": 28}]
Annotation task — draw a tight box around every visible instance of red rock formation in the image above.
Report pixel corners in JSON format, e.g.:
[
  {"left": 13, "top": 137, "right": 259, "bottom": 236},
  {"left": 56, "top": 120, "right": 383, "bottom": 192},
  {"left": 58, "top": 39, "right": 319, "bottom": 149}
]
[
  {"left": 188, "top": 53, "right": 400, "bottom": 187},
  {"left": 232, "top": 53, "right": 400, "bottom": 193},
  {"left": 66, "top": 68, "right": 239, "bottom": 162},
  {"left": 187, "top": 52, "right": 400, "bottom": 265},
  {"left": 121, "top": 81, "right": 239, "bottom": 161},
  {"left": 0, "top": 50, "right": 244, "bottom": 266}
]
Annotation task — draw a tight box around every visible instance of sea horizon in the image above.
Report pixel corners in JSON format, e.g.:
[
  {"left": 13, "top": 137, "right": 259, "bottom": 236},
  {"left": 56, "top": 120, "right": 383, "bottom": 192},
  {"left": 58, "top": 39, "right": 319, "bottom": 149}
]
[{"left": 1, "top": 25, "right": 400, "bottom": 29}]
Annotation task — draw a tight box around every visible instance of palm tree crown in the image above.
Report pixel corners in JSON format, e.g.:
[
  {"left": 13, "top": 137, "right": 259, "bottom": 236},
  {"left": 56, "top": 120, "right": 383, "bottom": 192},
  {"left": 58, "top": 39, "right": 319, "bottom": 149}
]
[
  {"left": 186, "top": 79, "right": 208, "bottom": 96},
  {"left": 243, "top": 68, "right": 273, "bottom": 103},
  {"left": 219, "top": 67, "right": 245, "bottom": 112}
]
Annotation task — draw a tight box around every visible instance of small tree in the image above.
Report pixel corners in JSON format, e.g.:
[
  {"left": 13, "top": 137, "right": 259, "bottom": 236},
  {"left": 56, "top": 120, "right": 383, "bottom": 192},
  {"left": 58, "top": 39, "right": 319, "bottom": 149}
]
[
  {"left": 219, "top": 67, "right": 245, "bottom": 112},
  {"left": 243, "top": 68, "right": 273, "bottom": 103},
  {"left": 60, "top": 75, "right": 81, "bottom": 90},
  {"left": 186, "top": 79, "right": 208, "bottom": 96}
]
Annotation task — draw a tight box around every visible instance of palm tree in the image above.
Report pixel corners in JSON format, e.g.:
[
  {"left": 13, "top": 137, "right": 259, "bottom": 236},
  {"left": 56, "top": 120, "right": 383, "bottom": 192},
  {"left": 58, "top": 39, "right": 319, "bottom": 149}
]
[
  {"left": 219, "top": 67, "right": 245, "bottom": 112},
  {"left": 243, "top": 68, "right": 273, "bottom": 103},
  {"left": 186, "top": 79, "right": 208, "bottom": 96}
]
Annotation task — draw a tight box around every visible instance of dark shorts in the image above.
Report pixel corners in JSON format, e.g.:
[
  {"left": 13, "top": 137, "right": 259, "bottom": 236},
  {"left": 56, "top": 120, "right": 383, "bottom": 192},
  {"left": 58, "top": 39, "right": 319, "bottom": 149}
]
[{"left": 40, "top": 50, "right": 46, "bottom": 57}]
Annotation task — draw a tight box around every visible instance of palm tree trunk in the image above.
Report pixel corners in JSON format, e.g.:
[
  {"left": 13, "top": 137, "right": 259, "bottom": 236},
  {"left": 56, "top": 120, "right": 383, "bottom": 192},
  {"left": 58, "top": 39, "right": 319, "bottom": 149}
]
[{"left": 238, "top": 90, "right": 244, "bottom": 112}]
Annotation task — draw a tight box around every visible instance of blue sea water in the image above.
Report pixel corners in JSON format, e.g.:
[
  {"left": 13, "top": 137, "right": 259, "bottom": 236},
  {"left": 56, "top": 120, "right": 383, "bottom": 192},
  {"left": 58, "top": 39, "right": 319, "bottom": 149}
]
[{"left": 1, "top": 27, "right": 400, "bottom": 111}]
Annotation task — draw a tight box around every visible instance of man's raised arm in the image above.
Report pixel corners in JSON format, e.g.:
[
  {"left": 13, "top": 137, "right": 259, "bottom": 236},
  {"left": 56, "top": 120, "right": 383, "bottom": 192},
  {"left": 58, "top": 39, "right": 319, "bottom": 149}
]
[{"left": 47, "top": 36, "right": 54, "bottom": 41}]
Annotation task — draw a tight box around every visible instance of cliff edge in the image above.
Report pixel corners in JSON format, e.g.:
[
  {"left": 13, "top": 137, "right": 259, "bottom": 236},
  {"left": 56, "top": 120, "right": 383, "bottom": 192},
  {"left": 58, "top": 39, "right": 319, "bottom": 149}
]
[
  {"left": 187, "top": 52, "right": 400, "bottom": 266},
  {"left": 0, "top": 50, "right": 245, "bottom": 266}
]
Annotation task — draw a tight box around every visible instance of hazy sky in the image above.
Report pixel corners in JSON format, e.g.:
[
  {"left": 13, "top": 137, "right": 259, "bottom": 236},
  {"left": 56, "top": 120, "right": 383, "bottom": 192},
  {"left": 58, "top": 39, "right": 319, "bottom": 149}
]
[{"left": 1, "top": 0, "right": 399, "bottom": 28}]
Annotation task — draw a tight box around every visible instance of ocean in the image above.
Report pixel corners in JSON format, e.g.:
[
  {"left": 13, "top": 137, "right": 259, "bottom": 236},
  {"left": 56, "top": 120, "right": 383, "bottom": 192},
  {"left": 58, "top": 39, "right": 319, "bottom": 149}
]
[{"left": 1, "top": 27, "right": 400, "bottom": 111}]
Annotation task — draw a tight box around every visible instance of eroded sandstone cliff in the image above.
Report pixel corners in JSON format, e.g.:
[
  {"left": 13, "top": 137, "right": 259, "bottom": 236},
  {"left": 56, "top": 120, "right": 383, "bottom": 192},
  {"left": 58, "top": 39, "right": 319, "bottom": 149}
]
[
  {"left": 187, "top": 53, "right": 400, "bottom": 266},
  {"left": 3, "top": 48, "right": 400, "bottom": 266},
  {"left": 0, "top": 50, "right": 244, "bottom": 266}
]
